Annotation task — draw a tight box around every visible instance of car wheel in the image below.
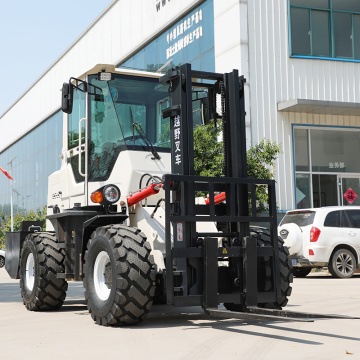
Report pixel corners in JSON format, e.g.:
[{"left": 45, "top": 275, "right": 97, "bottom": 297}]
[
  {"left": 328, "top": 248, "right": 356, "bottom": 279},
  {"left": 0, "top": 255, "right": 4, "bottom": 268},
  {"left": 292, "top": 267, "right": 312, "bottom": 278}
]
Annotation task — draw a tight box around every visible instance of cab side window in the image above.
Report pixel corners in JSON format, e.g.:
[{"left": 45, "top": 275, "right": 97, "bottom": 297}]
[
  {"left": 68, "top": 86, "right": 86, "bottom": 149},
  {"left": 343, "top": 210, "right": 360, "bottom": 228},
  {"left": 324, "top": 211, "right": 340, "bottom": 227}
]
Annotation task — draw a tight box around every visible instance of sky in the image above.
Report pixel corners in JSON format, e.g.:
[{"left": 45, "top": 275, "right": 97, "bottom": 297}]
[{"left": 0, "top": 0, "right": 114, "bottom": 116}]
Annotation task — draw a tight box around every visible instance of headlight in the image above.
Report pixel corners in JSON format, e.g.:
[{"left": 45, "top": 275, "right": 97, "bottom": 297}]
[
  {"left": 91, "top": 184, "right": 120, "bottom": 205},
  {"left": 103, "top": 185, "right": 120, "bottom": 203}
]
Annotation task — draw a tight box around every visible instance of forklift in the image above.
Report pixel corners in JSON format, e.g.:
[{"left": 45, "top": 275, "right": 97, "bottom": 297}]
[{"left": 5, "top": 63, "right": 351, "bottom": 326}]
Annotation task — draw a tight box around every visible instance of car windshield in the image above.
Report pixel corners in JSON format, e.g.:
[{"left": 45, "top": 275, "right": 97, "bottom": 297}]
[{"left": 280, "top": 211, "right": 316, "bottom": 227}]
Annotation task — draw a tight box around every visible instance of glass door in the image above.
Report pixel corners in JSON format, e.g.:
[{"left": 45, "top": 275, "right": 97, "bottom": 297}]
[{"left": 339, "top": 177, "right": 360, "bottom": 206}]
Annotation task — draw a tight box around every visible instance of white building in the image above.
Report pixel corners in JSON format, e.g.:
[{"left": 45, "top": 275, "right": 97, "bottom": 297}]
[{"left": 1, "top": 0, "right": 360, "bottom": 220}]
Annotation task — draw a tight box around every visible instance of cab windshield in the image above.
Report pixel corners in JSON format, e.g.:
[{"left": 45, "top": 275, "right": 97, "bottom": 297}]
[{"left": 88, "top": 73, "right": 170, "bottom": 181}]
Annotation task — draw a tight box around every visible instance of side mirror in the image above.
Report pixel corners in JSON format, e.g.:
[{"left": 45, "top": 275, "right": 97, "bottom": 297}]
[{"left": 62, "top": 82, "right": 74, "bottom": 114}]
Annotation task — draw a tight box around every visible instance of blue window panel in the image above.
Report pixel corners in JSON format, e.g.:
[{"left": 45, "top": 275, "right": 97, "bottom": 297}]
[
  {"left": 312, "top": 10, "right": 330, "bottom": 57},
  {"left": 354, "top": 15, "right": 360, "bottom": 59},
  {"left": 334, "top": 12, "right": 353, "bottom": 58},
  {"left": 200, "top": 48, "right": 215, "bottom": 72},
  {"left": 332, "top": 0, "right": 360, "bottom": 12},
  {"left": 144, "top": 41, "right": 157, "bottom": 72},
  {"left": 133, "top": 49, "right": 145, "bottom": 70},
  {"left": 290, "top": 0, "right": 329, "bottom": 9},
  {"left": 291, "top": 8, "right": 311, "bottom": 55},
  {"left": 290, "top": 0, "right": 360, "bottom": 61},
  {"left": 120, "top": 0, "right": 214, "bottom": 73}
]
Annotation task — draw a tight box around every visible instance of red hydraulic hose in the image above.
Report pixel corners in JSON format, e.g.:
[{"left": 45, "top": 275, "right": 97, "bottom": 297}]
[
  {"left": 127, "top": 183, "right": 162, "bottom": 207},
  {"left": 205, "top": 192, "right": 226, "bottom": 205}
]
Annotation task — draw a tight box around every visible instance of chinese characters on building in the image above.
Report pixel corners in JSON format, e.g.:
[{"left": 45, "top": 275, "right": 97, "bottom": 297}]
[
  {"left": 166, "top": 9, "right": 203, "bottom": 60},
  {"left": 328, "top": 162, "right": 345, "bottom": 169},
  {"left": 173, "top": 115, "right": 181, "bottom": 166}
]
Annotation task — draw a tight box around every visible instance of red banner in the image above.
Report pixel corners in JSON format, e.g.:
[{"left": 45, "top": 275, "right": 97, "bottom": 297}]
[{"left": 0, "top": 167, "right": 13, "bottom": 180}]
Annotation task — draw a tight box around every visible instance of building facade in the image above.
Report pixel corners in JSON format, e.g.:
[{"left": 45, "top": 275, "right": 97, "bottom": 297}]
[{"left": 1, "top": 0, "right": 360, "bottom": 220}]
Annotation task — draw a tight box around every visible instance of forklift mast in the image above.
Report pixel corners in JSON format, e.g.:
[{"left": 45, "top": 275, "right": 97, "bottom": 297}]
[{"left": 161, "top": 64, "right": 280, "bottom": 310}]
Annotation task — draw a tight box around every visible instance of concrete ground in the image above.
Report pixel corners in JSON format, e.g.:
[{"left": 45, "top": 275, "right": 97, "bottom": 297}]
[{"left": 1, "top": 268, "right": 360, "bottom": 360}]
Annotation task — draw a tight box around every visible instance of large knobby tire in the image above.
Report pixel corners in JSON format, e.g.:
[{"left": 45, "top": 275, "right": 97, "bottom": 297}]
[
  {"left": 292, "top": 267, "right": 312, "bottom": 278},
  {"left": 19, "top": 232, "right": 68, "bottom": 310},
  {"left": 328, "top": 248, "right": 356, "bottom": 278},
  {"left": 83, "top": 224, "right": 156, "bottom": 326},
  {"left": 225, "top": 226, "right": 293, "bottom": 311},
  {"left": 254, "top": 227, "right": 293, "bottom": 309}
]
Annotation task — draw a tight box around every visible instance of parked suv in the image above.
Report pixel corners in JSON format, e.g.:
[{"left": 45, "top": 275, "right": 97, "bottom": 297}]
[{"left": 278, "top": 206, "right": 360, "bottom": 278}]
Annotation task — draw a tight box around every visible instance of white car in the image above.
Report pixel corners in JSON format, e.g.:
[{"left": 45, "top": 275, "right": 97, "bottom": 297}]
[
  {"left": 0, "top": 249, "right": 5, "bottom": 268},
  {"left": 278, "top": 206, "right": 360, "bottom": 278}
]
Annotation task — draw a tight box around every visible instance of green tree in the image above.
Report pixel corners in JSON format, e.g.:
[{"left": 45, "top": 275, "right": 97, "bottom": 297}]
[
  {"left": 193, "top": 121, "right": 281, "bottom": 213},
  {"left": 0, "top": 206, "right": 47, "bottom": 249}
]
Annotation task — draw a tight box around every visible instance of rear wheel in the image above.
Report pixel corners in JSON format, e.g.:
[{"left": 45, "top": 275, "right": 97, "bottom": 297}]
[
  {"left": 19, "top": 232, "right": 68, "bottom": 310},
  {"left": 328, "top": 248, "right": 356, "bottom": 278},
  {"left": 292, "top": 267, "right": 312, "bottom": 278},
  {"left": 224, "top": 227, "right": 293, "bottom": 311},
  {"left": 0, "top": 256, "right": 4, "bottom": 268},
  {"left": 83, "top": 224, "right": 156, "bottom": 326}
]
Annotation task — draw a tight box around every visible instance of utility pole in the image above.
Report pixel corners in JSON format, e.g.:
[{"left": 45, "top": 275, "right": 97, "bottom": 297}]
[{"left": 7, "top": 156, "right": 17, "bottom": 232}]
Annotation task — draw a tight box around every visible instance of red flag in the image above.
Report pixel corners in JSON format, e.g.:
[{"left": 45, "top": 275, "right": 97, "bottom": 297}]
[{"left": 0, "top": 167, "right": 13, "bottom": 180}]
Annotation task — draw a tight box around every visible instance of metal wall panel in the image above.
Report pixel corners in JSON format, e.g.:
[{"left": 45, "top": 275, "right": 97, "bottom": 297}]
[{"left": 214, "top": 0, "right": 360, "bottom": 211}]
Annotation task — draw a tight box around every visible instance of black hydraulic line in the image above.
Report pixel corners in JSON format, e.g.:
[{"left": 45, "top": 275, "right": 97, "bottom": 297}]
[
  {"left": 139, "top": 173, "right": 162, "bottom": 189},
  {"left": 150, "top": 198, "right": 165, "bottom": 218}
]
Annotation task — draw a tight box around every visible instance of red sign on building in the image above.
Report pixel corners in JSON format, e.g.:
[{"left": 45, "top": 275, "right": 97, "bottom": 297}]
[{"left": 344, "top": 188, "right": 358, "bottom": 204}]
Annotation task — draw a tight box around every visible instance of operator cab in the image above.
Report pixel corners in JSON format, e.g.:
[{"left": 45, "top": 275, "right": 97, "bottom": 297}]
[{"left": 63, "top": 65, "right": 170, "bottom": 184}]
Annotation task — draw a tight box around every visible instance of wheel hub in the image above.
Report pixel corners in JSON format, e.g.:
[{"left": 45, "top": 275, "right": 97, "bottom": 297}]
[
  {"left": 94, "top": 251, "right": 112, "bottom": 301},
  {"left": 336, "top": 253, "right": 353, "bottom": 275},
  {"left": 25, "top": 253, "right": 35, "bottom": 291}
]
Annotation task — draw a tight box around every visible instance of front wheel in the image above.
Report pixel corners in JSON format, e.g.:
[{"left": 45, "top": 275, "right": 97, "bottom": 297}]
[
  {"left": 19, "top": 232, "right": 68, "bottom": 310},
  {"left": 328, "top": 248, "right": 356, "bottom": 278},
  {"left": 83, "top": 225, "right": 156, "bottom": 326}
]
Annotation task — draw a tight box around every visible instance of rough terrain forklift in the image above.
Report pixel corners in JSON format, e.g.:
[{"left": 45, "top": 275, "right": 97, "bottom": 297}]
[{"left": 5, "top": 63, "right": 308, "bottom": 326}]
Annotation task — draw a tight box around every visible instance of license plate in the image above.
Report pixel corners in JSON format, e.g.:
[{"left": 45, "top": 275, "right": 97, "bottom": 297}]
[{"left": 291, "top": 259, "right": 297, "bottom": 266}]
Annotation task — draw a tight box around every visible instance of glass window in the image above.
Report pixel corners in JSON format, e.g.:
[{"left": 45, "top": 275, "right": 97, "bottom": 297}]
[
  {"left": 290, "top": 0, "right": 329, "bottom": 8},
  {"left": 290, "top": 1, "right": 360, "bottom": 60},
  {"left": 311, "top": 130, "right": 360, "bottom": 173},
  {"left": 312, "top": 174, "right": 338, "bottom": 207},
  {"left": 68, "top": 86, "right": 86, "bottom": 149},
  {"left": 280, "top": 211, "right": 315, "bottom": 226},
  {"left": 294, "top": 128, "right": 309, "bottom": 171},
  {"left": 119, "top": 0, "right": 214, "bottom": 73},
  {"left": 334, "top": 12, "right": 353, "bottom": 58},
  {"left": 344, "top": 210, "right": 360, "bottom": 228},
  {"left": 88, "top": 74, "right": 170, "bottom": 182},
  {"left": 324, "top": 211, "right": 340, "bottom": 227},
  {"left": 312, "top": 11, "right": 330, "bottom": 57},
  {"left": 291, "top": 8, "right": 310, "bottom": 55},
  {"left": 0, "top": 110, "right": 62, "bottom": 218},
  {"left": 296, "top": 173, "right": 311, "bottom": 208},
  {"left": 332, "top": 0, "right": 360, "bottom": 12}
]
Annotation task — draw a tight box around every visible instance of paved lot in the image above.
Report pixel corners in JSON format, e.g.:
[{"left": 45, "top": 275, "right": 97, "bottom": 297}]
[{"left": 1, "top": 268, "right": 360, "bottom": 360}]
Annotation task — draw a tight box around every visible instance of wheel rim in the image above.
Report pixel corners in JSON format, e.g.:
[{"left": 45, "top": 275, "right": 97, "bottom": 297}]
[
  {"left": 335, "top": 252, "right": 354, "bottom": 276},
  {"left": 25, "top": 253, "right": 35, "bottom": 291},
  {"left": 94, "top": 251, "right": 112, "bottom": 301}
]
